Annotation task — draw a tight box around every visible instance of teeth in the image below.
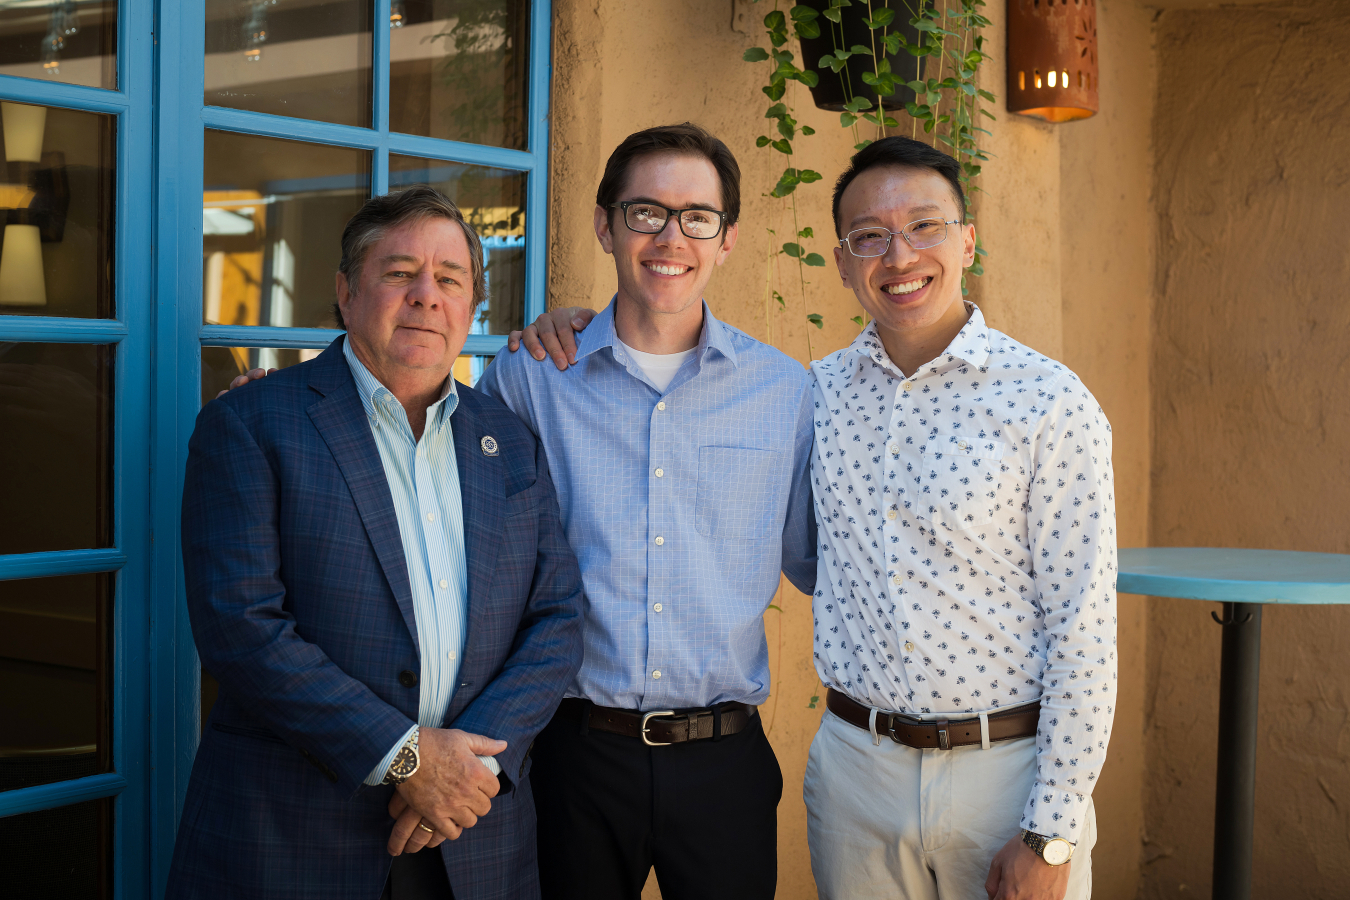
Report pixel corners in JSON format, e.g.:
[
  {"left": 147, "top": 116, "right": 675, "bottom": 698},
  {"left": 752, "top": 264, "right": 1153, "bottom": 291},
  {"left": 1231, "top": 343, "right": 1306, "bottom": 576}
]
[
  {"left": 884, "top": 277, "right": 929, "bottom": 295},
  {"left": 646, "top": 263, "right": 690, "bottom": 276}
]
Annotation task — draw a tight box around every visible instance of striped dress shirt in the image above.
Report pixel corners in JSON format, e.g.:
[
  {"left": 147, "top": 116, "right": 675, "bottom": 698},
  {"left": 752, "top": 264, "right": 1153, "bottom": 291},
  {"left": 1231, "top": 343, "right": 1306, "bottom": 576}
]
[{"left": 343, "top": 341, "right": 498, "bottom": 783}]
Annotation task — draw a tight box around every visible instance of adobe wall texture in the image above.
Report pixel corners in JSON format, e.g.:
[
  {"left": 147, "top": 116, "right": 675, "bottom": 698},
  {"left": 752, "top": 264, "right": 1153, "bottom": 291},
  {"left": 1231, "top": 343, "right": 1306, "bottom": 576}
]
[{"left": 1144, "top": 3, "right": 1350, "bottom": 897}]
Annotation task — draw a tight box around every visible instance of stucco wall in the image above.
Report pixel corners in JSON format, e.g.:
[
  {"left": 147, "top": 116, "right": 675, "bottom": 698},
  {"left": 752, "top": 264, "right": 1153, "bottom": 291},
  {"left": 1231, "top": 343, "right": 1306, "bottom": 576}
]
[
  {"left": 547, "top": 1, "right": 1157, "bottom": 897},
  {"left": 1144, "top": 3, "right": 1350, "bottom": 896}
]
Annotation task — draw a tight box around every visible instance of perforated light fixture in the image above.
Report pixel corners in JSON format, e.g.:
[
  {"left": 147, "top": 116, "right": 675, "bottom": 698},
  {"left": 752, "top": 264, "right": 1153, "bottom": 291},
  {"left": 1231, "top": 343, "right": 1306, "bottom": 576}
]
[{"left": 1006, "top": 0, "right": 1098, "bottom": 123}]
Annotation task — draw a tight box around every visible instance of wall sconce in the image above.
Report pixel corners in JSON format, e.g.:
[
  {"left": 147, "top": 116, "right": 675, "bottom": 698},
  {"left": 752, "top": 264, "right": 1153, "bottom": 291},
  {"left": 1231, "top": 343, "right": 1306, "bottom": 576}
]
[
  {"left": 0, "top": 102, "right": 70, "bottom": 309},
  {"left": 1007, "top": 0, "right": 1098, "bottom": 123}
]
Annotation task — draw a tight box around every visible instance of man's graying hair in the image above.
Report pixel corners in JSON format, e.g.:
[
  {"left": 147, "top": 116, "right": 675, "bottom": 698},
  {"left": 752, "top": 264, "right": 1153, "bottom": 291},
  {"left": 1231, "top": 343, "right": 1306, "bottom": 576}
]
[{"left": 333, "top": 185, "right": 486, "bottom": 329}]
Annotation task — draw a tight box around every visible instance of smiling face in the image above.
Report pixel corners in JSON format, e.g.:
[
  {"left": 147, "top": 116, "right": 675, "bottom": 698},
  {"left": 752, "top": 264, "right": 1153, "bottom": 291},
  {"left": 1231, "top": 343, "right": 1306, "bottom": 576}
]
[
  {"left": 336, "top": 217, "right": 475, "bottom": 390},
  {"left": 595, "top": 152, "right": 738, "bottom": 325},
  {"left": 833, "top": 165, "right": 976, "bottom": 341}
]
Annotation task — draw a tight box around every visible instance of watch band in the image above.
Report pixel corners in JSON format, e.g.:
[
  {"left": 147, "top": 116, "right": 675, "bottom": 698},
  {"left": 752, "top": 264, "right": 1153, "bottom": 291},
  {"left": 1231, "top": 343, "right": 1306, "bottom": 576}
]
[
  {"left": 1021, "top": 829, "right": 1074, "bottom": 866},
  {"left": 381, "top": 726, "right": 421, "bottom": 785}
]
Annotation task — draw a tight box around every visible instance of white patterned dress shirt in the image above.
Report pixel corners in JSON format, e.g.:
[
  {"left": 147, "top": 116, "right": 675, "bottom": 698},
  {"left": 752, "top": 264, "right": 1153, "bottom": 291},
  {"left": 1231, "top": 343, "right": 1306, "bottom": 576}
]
[{"left": 809, "top": 305, "right": 1117, "bottom": 839}]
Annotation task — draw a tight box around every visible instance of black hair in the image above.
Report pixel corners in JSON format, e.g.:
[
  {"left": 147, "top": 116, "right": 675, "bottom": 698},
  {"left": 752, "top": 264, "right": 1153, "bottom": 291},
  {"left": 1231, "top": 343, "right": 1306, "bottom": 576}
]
[{"left": 831, "top": 137, "right": 966, "bottom": 236}]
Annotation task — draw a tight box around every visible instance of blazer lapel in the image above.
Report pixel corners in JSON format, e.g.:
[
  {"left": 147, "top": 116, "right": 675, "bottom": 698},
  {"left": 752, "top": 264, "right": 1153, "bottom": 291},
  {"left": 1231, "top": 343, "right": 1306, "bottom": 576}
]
[
  {"left": 305, "top": 341, "right": 421, "bottom": 654},
  {"left": 451, "top": 391, "right": 504, "bottom": 673}
]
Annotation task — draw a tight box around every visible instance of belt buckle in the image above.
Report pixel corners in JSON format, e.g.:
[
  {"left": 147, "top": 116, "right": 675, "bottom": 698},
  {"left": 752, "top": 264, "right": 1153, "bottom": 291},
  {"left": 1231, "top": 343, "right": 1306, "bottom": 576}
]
[
  {"left": 883, "top": 711, "right": 924, "bottom": 746},
  {"left": 640, "top": 710, "right": 678, "bottom": 747}
]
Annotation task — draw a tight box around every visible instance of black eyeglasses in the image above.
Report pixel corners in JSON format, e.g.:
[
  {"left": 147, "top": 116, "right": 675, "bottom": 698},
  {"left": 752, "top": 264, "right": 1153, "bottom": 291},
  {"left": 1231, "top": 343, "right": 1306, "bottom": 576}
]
[{"left": 611, "top": 201, "right": 728, "bottom": 240}]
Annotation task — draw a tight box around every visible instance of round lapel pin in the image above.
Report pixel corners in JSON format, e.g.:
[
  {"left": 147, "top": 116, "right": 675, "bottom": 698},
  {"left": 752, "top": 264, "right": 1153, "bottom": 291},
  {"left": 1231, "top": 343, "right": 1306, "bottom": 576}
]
[{"left": 480, "top": 435, "right": 499, "bottom": 456}]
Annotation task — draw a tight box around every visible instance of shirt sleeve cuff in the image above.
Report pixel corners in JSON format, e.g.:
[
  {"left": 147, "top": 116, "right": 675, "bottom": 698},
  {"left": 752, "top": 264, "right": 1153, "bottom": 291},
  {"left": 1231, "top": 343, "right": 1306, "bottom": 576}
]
[
  {"left": 364, "top": 724, "right": 419, "bottom": 787},
  {"left": 477, "top": 754, "right": 502, "bottom": 776},
  {"left": 1020, "top": 782, "right": 1091, "bottom": 842}
]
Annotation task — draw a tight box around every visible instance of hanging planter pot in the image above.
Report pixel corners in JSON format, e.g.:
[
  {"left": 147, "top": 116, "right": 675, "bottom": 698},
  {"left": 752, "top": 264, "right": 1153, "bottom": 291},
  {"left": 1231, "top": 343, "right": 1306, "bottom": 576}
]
[{"left": 795, "top": 0, "right": 922, "bottom": 112}]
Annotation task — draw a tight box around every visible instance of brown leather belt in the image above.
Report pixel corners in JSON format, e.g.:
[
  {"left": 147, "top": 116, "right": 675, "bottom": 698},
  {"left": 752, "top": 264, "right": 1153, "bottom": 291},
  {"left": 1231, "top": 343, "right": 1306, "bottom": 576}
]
[
  {"left": 826, "top": 688, "right": 1038, "bottom": 750},
  {"left": 557, "top": 698, "right": 756, "bottom": 746}
]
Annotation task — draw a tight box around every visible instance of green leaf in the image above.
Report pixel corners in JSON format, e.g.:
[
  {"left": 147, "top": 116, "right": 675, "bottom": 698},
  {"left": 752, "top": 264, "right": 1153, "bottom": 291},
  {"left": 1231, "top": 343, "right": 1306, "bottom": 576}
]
[
  {"left": 773, "top": 291, "right": 786, "bottom": 309},
  {"left": 790, "top": 5, "right": 820, "bottom": 21},
  {"left": 777, "top": 118, "right": 795, "bottom": 140},
  {"left": 764, "top": 102, "right": 788, "bottom": 119},
  {"left": 799, "top": 169, "right": 823, "bottom": 183},
  {"left": 840, "top": 111, "right": 857, "bottom": 127},
  {"left": 743, "top": 47, "right": 770, "bottom": 62},
  {"left": 769, "top": 29, "right": 788, "bottom": 47},
  {"left": 803, "top": 253, "right": 826, "bottom": 267},
  {"left": 864, "top": 8, "right": 895, "bottom": 28},
  {"left": 881, "top": 33, "right": 902, "bottom": 54},
  {"left": 771, "top": 138, "right": 793, "bottom": 155},
  {"left": 794, "top": 20, "right": 821, "bottom": 39},
  {"left": 850, "top": 44, "right": 872, "bottom": 56},
  {"left": 782, "top": 242, "right": 804, "bottom": 258},
  {"left": 854, "top": 140, "right": 873, "bottom": 150},
  {"left": 822, "top": 7, "right": 841, "bottom": 22},
  {"left": 806, "top": 313, "right": 824, "bottom": 328},
  {"left": 801, "top": 125, "right": 815, "bottom": 135},
  {"left": 767, "top": 604, "right": 783, "bottom": 612},
  {"left": 977, "top": 89, "right": 996, "bottom": 102},
  {"left": 796, "top": 69, "right": 820, "bottom": 88},
  {"left": 764, "top": 10, "right": 786, "bottom": 29},
  {"left": 842, "top": 95, "right": 873, "bottom": 113},
  {"left": 914, "top": 19, "right": 938, "bottom": 32},
  {"left": 808, "top": 695, "right": 819, "bottom": 709},
  {"left": 762, "top": 81, "right": 786, "bottom": 101},
  {"left": 961, "top": 81, "right": 978, "bottom": 96},
  {"left": 798, "top": 226, "right": 814, "bottom": 238},
  {"left": 756, "top": 135, "right": 771, "bottom": 147},
  {"left": 850, "top": 315, "right": 865, "bottom": 328}
]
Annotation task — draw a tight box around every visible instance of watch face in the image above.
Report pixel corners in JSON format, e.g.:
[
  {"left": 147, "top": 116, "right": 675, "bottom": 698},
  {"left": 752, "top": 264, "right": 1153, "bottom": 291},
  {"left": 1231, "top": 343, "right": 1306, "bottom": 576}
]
[{"left": 1043, "top": 838, "right": 1073, "bottom": 866}]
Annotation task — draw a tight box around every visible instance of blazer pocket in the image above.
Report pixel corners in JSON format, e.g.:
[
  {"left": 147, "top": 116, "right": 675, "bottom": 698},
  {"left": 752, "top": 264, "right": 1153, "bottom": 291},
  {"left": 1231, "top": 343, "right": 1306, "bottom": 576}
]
[
  {"left": 211, "top": 721, "right": 286, "bottom": 744},
  {"left": 916, "top": 434, "right": 1007, "bottom": 530},
  {"left": 504, "top": 479, "right": 547, "bottom": 518},
  {"left": 695, "top": 446, "right": 779, "bottom": 539}
]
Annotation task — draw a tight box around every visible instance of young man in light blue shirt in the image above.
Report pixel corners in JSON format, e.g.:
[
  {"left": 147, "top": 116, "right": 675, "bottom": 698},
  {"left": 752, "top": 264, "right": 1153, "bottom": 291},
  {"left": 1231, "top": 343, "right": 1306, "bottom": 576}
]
[{"left": 478, "top": 123, "right": 816, "bottom": 900}]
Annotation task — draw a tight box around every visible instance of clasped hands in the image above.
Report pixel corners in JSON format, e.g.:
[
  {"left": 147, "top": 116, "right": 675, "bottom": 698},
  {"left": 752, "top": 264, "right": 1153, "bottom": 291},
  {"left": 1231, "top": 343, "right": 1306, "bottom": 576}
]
[{"left": 385, "top": 727, "right": 507, "bottom": 856}]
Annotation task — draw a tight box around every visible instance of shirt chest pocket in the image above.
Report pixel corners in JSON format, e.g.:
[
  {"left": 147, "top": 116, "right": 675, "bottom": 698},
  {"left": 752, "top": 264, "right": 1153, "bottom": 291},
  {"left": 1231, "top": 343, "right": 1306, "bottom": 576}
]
[
  {"left": 695, "top": 446, "right": 779, "bottom": 540},
  {"left": 916, "top": 434, "right": 1007, "bottom": 531}
]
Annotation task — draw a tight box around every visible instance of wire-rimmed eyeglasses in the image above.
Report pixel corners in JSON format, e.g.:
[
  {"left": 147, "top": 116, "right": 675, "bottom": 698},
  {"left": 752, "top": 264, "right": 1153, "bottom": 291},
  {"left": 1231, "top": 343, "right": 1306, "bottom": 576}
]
[
  {"left": 839, "top": 218, "right": 963, "bottom": 257},
  {"left": 611, "top": 201, "right": 728, "bottom": 240}
]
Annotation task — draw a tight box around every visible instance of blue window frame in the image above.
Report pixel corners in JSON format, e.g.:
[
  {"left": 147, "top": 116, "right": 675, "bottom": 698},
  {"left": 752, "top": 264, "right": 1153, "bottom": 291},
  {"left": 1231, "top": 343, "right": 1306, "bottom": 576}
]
[{"left": 0, "top": 1, "right": 550, "bottom": 894}]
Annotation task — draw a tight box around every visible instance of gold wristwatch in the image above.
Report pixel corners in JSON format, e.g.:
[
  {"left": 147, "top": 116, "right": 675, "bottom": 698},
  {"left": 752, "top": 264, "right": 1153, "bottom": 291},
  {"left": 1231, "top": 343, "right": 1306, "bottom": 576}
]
[
  {"left": 381, "top": 727, "right": 421, "bottom": 785},
  {"left": 1021, "top": 829, "right": 1074, "bottom": 866}
]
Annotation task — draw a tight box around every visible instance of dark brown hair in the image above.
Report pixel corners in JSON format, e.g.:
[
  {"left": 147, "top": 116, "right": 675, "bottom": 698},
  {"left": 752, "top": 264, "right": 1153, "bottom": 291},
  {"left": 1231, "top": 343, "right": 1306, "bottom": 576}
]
[
  {"left": 333, "top": 185, "right": 485, "bottom": 329},
  {"left": 595, "top": 122, "right": 741, "bottom": 231},
  {"left": 831, "top": 136, "right": 967, "bottom": 237}
]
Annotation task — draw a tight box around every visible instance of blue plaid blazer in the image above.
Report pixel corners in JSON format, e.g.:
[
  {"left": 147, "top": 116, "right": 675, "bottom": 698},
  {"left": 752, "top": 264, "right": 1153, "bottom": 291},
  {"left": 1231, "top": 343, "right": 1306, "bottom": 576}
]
[{"left": 166, "top": 338, "right": 585, "bottom": 900}]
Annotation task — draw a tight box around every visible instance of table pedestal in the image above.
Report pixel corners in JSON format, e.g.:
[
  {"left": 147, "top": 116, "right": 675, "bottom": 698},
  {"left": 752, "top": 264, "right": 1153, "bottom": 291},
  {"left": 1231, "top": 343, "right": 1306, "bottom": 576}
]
[{"left": 1212, "top": 602, "right": 1262, "bottom": 900}]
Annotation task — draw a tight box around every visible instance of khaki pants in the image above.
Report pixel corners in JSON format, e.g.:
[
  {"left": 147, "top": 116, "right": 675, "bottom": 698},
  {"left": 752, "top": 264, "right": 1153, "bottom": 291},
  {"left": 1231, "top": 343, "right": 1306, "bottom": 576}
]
[{"left": 804, "top": 709, "right": 1096, "bottom": 900}]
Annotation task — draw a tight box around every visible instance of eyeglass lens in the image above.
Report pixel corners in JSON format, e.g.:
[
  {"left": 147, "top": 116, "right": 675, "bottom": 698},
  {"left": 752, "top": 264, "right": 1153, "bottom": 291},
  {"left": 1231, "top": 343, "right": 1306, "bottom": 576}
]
[
  {"left": 624, "top": 203, "right": 722, "bottom": 239},
  {"left": 847, "top": 218, "right": 950, "bottom": 256}
]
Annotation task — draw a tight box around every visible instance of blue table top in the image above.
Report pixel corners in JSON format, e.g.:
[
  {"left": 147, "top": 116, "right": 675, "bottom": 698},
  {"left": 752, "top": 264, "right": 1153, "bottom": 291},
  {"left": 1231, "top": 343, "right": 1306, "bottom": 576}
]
[{"left": 1118, "top": 547, "right": 1350, "bottom": 605}]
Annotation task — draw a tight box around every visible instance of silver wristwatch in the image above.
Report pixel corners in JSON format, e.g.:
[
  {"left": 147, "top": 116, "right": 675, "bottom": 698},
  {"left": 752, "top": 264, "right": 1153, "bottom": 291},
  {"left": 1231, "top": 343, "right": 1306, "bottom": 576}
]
[
  {"left": 1021, "top": 829, "right": 1074, "bottom": 866},
  {"left": 381, "top": 727, "right": 421, "bottom": 785}
]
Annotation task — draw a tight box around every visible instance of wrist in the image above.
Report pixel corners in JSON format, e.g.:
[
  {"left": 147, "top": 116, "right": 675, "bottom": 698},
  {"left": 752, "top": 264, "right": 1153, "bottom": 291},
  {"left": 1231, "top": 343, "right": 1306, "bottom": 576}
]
[
  {"left": 1020, "top": 829, "right": 1074, "bottom": 866},
  {"left": 381, "top": 726, "right": 421, "bottom": 785}
]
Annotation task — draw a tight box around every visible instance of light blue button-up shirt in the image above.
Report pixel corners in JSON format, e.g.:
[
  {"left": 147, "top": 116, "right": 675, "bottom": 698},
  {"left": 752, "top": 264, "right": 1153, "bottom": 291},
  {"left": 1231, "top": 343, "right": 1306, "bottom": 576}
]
[
  {"left": 341, "top": 340, "right": 491, "bottom": 784},
  {"left": 477, "top": 301, "right": 816, "bottom": 710}
]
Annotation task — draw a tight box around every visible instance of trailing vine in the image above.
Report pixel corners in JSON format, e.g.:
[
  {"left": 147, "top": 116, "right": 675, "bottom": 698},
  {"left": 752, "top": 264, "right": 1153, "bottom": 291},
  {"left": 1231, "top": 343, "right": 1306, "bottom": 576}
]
[{"left": 742, "top": 0, "right": 994, "bottom": 350}]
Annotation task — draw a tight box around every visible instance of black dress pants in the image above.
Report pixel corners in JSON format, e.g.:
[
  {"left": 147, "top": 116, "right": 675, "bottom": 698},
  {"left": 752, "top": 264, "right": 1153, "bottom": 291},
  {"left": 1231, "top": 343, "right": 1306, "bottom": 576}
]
[
  {"left": 531, "top": 706, "right": 783, "bottom": 900},
  {"left": 380, "top": 845, "right": 454, "bottom": 900}
]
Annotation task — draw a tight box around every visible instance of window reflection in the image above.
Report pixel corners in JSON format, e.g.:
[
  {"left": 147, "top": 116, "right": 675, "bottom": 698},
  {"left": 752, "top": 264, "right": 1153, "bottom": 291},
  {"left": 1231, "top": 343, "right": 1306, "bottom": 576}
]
[
  {"left": 0, "top": 342, "right": 113, "bottom": 554},
  {"left": 205, "top": 0, "right": 374, "bottom": 128},
  {"left": 0, "top": 573, "right": 110, "bottom": 777},
  {"left": 0, "top": 0, "right": 116, "bottom": 90},
  {"left": 389, "top": 0, "right": 530, "bottom": 150},
  {"left": 389, "top": 155, "right": 525, "bottom": 336},
  {"left": 0, "top": 798, "right": 111, "bottom": 898},
  {"left": 0, "top": 102, "right": 115, "bottom": 318},
  {"left": 203, "top": 130, "right": 370, "bottom": 329}
]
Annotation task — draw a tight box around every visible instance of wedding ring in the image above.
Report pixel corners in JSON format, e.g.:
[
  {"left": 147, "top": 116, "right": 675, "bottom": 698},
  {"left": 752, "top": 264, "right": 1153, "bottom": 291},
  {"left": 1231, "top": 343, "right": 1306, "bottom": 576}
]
[{"left": 417, "top": 821, "right": 435, "bottom": 834}]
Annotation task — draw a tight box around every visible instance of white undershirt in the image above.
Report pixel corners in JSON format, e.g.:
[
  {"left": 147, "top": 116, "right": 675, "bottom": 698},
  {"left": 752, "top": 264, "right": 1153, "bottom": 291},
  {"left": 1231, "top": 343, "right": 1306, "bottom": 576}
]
[{"left": 615, "top": 338, "right": 697, "bottom": 392}]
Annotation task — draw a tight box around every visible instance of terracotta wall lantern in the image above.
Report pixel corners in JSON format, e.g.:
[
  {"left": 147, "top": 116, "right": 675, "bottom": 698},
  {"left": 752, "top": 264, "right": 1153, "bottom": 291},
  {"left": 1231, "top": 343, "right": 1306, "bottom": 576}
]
[{"left": 1006, "top": 0, "right": 1098, "bottom": 123}]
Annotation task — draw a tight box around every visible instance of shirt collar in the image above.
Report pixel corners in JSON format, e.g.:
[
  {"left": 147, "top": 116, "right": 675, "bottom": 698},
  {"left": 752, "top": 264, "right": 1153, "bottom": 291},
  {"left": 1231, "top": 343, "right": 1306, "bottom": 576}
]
[
  {"left": 576, "top": 297, "right": 740, "bottom": 368},
  {"left": 342, "top": 335, "right": 459, "bottom": 433},
  {"left": 844, "top": 303, "right": 992, "bottom": 375}
]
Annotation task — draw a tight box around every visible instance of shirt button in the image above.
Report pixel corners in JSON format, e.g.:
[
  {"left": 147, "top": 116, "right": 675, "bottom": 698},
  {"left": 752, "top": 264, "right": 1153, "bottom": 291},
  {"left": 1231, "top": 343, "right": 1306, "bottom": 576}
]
[
  {"left": 657, "top": 401, "right": 666, "bottom": 411},
  {"left": 905, "top": 642, "right": 915, "bottom": 653},
  {"left": 889, "top": 444, "right": 900, "bottom": 454},
  {"left": 891, "top": 574, "right": 903, "bottom": 586},
  {"left": 887, "top": 510, "right": 897, "bottom": 520},
  {"left": 652, "top": 670, "right": 662, "bottom": 679},
  {"left": 448, "top": 650, "right": 456, "bottom": 661},
  {"left": 655, "top": 468, "right": 664, "bottom": 478},
  {"left": 958, "top": 440, "right": 969, "bottom": 450},
  {"left": 425, "top": 512, "right": 435, "bottom": 523},
  {"left": 654, "top": 536, "right": 664, "bottom": 546},
  {"left": 903, "top": 381, "right": 914, "bottom": 391},
  {"left": 653, "top": 603, "right": 663, "bottom": 612},
  {"left": 438, "top": 579, "right": 448, "bottom": 589}
]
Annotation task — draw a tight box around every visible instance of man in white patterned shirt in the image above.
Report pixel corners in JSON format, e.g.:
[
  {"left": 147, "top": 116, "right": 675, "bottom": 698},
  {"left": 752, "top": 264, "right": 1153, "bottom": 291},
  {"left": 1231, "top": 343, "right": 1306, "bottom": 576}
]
[{"left": 805, "top": 136, "right": 1117, "bottom": 900}]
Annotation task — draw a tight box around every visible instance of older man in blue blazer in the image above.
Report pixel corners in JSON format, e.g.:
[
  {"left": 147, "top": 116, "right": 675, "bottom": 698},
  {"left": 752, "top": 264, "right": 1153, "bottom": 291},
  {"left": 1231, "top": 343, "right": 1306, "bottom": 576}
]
[{"left": 166, "top": 186, "right": 585, "bottom": 900}]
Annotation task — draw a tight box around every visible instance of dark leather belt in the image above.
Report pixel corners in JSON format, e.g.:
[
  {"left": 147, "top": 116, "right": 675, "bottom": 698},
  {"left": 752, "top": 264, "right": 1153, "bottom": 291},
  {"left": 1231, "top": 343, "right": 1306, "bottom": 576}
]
[
  {"left": 826, "top": 688, "right": 1038, "bottom": 750},
  {"left": 557, "top": 698, "right": 756, "bottom": 746}
]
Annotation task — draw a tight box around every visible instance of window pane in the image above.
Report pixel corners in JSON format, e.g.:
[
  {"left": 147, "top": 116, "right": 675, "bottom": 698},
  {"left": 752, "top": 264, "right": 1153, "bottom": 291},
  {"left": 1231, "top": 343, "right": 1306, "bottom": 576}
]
[
  {"left": 390, "top": 155, "right": 525, "bottom": 335},
  {"left": 0, "top": 798, "right": 111, "bottom": 898},
  {"left": 0, "top": 343, "right": 113, "bottom": 554},
  {"left": 389, "top": 0, "right": 530, "bottom": 150},
  {"left": 0, "top": 102, "right": 115, "bottom": 318},
  {"left": 0, "top": 574, "right": 110, "bottom": 778},
  {"left": 0, "top": 1, "right": 116, "bottom": 91},
  {"left": 203, "top": 130, "right": 370, "bottom": 330},
  {"left": 205, "top": 0, "right": 374, "bottom": 128}
]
